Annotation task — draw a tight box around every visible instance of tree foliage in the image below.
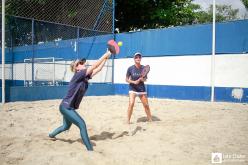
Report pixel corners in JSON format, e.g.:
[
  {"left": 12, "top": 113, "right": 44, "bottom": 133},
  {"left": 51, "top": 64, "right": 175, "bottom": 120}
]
[
  {"left": 241, "top": 0, "right": 248, "bottom": 9},
  {"left": 196, "top": 5, "right": 239, "bottom": 24},
  {"left": 115, "top": 0, "right": 201, "bottom": 32},
  {"left": 1, "top": 0, "right": 109, "bottom": 29},
  {"left": 115, "top": 1, "right": 241, "bottom": 32},
  {"left": 1, "top": 0, "right": 242, "bottom": 33}
]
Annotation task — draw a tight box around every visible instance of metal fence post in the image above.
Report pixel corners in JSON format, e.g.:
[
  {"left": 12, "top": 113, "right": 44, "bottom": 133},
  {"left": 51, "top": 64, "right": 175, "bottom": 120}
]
[
  {"left": 2, "top": 0, "right": 6, "bottom": 104},
  {"left": 112, "top": 0, "right": 115, "bottom": 84},
  {"left": 9, "top": 17, "right": 14, "bottom": 86},
  {"left": 31, "top": 18, "right": 35, "bottom": 86},
  {"left": 53, "top": 57, "right": 55, "bottom": 85},
  {"left": 77, "top": 27, "right": 79, "bottom": 59}
]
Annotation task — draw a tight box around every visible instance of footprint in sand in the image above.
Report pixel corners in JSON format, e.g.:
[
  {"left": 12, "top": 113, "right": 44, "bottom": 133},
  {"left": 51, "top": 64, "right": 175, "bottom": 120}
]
[
  {"left": 112, "top": 126, "right": 144, "bottom": 139},
  {"left": 112, "top": 131, "right": 129, "bottom": 139},
  {"left": 70, "top": 152, "right": 77, "bottom": 157},
  {"left": 1, "top": 142, "right": 13, "bottom": 150}
]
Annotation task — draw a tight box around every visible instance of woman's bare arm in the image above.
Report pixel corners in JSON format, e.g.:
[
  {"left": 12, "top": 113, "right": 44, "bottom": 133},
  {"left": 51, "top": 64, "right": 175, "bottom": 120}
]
[
  {"left": 90, "top": 58, "right": 108, "bottom": 78},
  {"left": 126, "top": 76, "right": 140, "bottom": 85},
  {"left": 86, "top": 50, "right": 111, "bottom": 76}
]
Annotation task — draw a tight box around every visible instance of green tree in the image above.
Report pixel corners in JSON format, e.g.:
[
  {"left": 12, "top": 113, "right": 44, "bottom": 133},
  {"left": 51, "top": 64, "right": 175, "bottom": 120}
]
[
  {"left": 115, "top": 0, "right": 201, "bottom": 32},
  {"left": 1, "top": 0, "right": 109, "bottom": 29},
  {"left": 1, "top": 0, "right": 111, "bottom": 46},
  {"left": 241, "top": 0, "right": 248, "bottom": 9},
  {"left": 196, "top": 4, "right": 239, "bottom": 23}
]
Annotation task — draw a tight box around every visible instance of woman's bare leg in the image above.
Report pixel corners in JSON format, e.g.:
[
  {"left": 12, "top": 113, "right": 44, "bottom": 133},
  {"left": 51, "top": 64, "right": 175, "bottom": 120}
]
[
  {"left": 139, "top": 94, "right": 152, "bottom": 122},
  {"left": 127, "top": 93, "right": 136, "bottom": 124}
]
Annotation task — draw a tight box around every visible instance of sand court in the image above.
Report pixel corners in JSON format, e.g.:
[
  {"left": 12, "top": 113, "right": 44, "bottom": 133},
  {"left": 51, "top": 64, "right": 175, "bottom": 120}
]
[{"left": 0, "top": 96, "right": 247, "bottom": 165}]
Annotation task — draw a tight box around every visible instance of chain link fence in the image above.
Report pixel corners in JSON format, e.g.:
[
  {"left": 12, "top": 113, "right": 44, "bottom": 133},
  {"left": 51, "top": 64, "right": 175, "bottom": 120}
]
[{"left": 1, "top": 0, "right": 114, "bottom": 87}]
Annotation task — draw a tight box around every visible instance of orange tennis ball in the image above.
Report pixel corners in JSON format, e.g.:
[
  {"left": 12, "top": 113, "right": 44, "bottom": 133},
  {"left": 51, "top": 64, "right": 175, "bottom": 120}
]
[{"left": 118, "top": 41, "right": 123, "bottom": 46}]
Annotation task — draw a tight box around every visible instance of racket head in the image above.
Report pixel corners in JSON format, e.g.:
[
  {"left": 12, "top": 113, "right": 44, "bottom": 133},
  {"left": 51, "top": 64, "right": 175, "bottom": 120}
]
[
  {"left": 141, "top": 65, "right": 150, "bottom": 77},
  {"left": 107, "top": 39, "right": 120, "bottom": 54}
]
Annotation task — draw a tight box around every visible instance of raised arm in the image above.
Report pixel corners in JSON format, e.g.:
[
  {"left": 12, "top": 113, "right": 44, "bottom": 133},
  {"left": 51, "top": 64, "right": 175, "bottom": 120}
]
[
  {"left": 90, "top": 58, "right": 108, "bottom": 78},
  {"left": 86, "top": 50, "right": 111, "bottom": 76}
]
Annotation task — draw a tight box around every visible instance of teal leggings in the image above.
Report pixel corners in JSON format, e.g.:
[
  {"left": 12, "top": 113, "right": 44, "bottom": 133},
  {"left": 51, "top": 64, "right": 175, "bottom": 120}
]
[{"left": 49, "top": 105, "right": 93, "bottom": 151}]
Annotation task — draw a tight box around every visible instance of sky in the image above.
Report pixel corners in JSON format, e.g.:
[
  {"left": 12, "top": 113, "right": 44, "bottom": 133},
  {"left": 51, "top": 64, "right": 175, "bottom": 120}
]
[{"left": 193, "top": 0, "right": 248, "bottom": 18}]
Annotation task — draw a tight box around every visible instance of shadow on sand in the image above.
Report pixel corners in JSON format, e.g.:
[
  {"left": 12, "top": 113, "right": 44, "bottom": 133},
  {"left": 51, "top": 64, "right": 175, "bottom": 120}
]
[{"left": 137, "top": 115, "right": 161, "bottom": 123}]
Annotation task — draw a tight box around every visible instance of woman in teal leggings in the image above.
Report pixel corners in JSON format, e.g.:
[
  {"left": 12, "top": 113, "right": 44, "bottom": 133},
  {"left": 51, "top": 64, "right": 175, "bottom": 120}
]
[{"left": 49, "top": 50, "right": 112, "bottom": 151}]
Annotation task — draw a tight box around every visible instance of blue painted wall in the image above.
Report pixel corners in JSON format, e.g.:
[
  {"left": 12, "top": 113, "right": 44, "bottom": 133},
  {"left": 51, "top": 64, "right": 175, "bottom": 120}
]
[
  {"left": 115, "top": 20, "right": 248, "bottom": 58},
  {"left": 1, "top": 20, "right": 248, "bottom": 63},
  {"left": 115, "top": 84, "right": 210, "bottom": 101},
  {"left": 1, "top": 34, "right": 114, "bottom": 63},
  {"left": 215, "top": 87, "right": 248, "bottom": 103},
  {"left": 2, "top": 83, "right": 247, "bottom": 103},
  {"left": 0, "top": 83, "right": 114, "bottom": 102},
  {"left": 115, "top": 84, "right": 248, "bottom": 103}
]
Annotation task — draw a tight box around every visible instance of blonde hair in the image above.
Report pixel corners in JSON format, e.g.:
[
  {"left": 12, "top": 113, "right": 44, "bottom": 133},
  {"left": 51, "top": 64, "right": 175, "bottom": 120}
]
[
  {"left": 70, "top": 59, "right": 79, "bottom": 73},
  {"left": 70, "top": 59, "right": 86, "bottom": 72}
]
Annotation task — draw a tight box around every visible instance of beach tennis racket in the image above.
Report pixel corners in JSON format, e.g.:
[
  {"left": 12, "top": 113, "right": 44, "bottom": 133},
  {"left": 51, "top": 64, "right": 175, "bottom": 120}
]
[
  {"left": 107, "top": 39, "right": 120, "bottom": 55},
  {"left": 141, "top": 65, "right": 150, "bottom": 78}
]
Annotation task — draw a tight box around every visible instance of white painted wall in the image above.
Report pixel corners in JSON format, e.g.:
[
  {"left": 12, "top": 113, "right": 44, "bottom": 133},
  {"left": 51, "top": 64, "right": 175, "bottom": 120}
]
[
  {"left": 1, "top": 54, "right": 248, "bottom": 88},
  {"left": 0, "top": 59, "right": 113, "bottom": 84},
  {"left": 114, "top": 54, "right": 248, "bottom": 88},
  {"left": 215, "top": 54, "right": 248, "bottom": 87}
]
